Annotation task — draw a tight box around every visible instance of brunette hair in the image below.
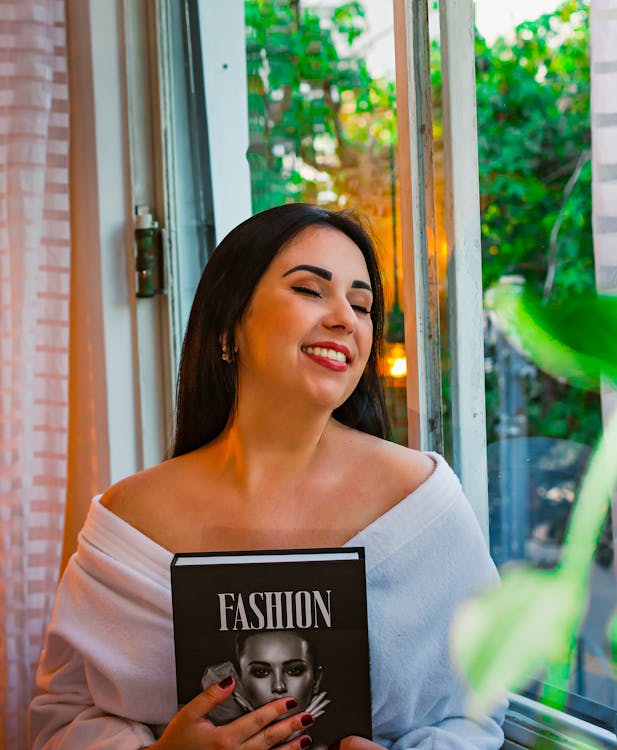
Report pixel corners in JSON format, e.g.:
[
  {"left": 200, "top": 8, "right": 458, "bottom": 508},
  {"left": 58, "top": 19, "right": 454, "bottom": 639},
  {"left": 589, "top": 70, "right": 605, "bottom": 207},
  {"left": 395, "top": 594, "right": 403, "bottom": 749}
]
[{"left": 172, "top": 203, "right": 391, "bottom": 457}]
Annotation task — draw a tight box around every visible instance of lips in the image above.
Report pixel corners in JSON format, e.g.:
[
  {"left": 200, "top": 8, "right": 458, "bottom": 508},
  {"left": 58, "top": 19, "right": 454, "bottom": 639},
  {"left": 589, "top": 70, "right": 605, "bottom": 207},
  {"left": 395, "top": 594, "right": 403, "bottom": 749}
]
[
  {"left": 301, "top": 341, "right": 351, "bottom": 362},
  {"left": 300, "top": 341, "right": 351, "bottom": 372}
]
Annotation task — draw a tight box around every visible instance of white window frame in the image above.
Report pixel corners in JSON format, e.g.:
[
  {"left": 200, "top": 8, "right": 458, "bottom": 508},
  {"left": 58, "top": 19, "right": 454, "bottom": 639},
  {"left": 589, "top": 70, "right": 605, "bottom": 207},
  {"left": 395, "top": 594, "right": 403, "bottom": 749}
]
[{"left": 393, "top": 0, "right": 489, "bottom": 537}]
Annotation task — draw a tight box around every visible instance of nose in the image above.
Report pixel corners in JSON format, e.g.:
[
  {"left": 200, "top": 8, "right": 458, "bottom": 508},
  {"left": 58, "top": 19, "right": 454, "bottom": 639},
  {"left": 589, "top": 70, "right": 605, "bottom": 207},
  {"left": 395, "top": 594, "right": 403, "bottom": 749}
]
[
  {"left": 323, "top": 295, "right": 357, "bottom": 333},
  {"left": 271, "top": 668, "right": 287, "bottom": 695}
]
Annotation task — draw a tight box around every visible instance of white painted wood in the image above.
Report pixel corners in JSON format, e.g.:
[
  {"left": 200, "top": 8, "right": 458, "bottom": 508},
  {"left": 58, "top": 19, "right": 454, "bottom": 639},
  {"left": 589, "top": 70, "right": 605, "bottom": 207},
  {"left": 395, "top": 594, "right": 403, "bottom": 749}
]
[
  {"left": 124, "top": 0, "right": 174, "bottom": 466},
  {"left": 439, "top": 0, "right": 490, "bottom": 537},
  {"left": 393, "top": 0, "right": 443, "bottom": 452},
  {"left": 69, "top": 0, "right": 142, "bottom": 483},
  {"left": 154, "top": 0, "right": 185, "bottom": 383},
  {"left": 590, "top": 0, "right": 617, "bottom": 575},
  {"left": 196, "top": 0, "right": 252, "bottom": 243}
]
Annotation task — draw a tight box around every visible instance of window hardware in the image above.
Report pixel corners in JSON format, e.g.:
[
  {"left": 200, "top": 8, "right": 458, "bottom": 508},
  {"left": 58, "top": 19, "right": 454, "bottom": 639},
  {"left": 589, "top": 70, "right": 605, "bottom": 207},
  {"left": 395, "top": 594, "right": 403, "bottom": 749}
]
[{"left": 134, "top": 206, "right": 163, "bottom": 298}]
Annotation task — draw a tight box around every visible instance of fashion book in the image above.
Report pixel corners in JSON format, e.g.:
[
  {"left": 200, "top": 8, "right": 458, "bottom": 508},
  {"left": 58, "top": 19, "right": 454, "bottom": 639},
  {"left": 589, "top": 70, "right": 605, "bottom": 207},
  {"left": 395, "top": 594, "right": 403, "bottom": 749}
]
[{"left": 170, "top": 547, "right": 372, "bottom": 746}]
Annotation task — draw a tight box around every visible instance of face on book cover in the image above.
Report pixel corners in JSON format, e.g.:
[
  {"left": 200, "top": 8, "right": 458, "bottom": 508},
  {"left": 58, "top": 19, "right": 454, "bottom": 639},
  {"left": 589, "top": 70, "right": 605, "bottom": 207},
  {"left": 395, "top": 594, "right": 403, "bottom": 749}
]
[{"left": 238, "top": 631, "right": 321, "bottom": 711}]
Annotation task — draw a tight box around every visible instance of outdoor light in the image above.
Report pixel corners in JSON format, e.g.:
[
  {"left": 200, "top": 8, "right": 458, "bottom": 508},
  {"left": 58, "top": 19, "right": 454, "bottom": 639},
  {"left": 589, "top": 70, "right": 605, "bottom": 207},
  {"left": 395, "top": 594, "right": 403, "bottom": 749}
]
[{"left": 384, "top": 298, "right": 407, "bottom": 381}]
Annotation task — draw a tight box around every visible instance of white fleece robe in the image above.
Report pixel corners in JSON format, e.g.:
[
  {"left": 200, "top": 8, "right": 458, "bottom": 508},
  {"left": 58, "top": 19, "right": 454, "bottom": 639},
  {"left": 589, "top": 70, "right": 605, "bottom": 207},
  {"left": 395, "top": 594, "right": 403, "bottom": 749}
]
[{"left": 28, "top": 454, "right": 507, "bottom": 749}]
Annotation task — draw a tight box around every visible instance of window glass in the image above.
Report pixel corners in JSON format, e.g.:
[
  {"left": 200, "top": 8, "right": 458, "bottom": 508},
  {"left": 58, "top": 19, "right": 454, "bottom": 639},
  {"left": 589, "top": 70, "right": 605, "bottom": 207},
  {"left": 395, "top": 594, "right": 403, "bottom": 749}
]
[
  {"left": 244, "top": 0, "right": 409, "bottom": 444},
  {"left": 472, "top": 0, "right": 616, "bottom": 717}
]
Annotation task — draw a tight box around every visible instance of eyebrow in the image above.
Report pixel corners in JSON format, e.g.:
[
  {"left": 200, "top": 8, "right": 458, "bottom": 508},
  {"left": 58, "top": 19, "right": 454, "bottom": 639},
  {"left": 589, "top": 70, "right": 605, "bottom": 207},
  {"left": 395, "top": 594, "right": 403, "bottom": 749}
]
[
  {"left": 248, "top": 659, "right": 307, "bottom": 666},
  {"left": 283, "top": 264, "right": 372, "bottom": 293},
  {"left": 283, "top": 264, "right": 332, "bottom": 281}
]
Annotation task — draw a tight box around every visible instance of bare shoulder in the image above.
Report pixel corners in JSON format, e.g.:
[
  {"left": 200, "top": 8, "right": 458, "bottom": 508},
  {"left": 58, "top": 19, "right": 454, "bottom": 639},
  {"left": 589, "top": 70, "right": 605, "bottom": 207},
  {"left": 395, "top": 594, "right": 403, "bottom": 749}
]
[
  {"left": 332, "top": 423, "right": 436, "bottom": 499},
  {"left": 100, "top": 464, "right": 159, "bottom": 520},
  {"left": 99, "top": 456, "right": 187, "bottom": 535}
]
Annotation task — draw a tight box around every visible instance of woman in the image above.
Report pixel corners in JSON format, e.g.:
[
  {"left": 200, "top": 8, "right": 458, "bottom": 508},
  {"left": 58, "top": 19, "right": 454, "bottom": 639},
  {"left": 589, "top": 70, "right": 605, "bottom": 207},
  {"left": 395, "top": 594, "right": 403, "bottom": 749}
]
[
  {"left": 200, "top": 631, "right": 328, "bottom": 729},
  {"left": 28, "top": 204, "right": 506, "bottom": 749}
]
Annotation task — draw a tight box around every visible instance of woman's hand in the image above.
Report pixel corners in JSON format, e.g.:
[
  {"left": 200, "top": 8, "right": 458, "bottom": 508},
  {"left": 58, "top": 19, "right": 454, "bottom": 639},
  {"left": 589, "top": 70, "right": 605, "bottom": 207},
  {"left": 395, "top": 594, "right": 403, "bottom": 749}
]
[
  {"left": 333, "top": 738, "right": 383, "bottom": 750},
  {"left": 151, "top": 677, "right": 313, "bottom": 750}
]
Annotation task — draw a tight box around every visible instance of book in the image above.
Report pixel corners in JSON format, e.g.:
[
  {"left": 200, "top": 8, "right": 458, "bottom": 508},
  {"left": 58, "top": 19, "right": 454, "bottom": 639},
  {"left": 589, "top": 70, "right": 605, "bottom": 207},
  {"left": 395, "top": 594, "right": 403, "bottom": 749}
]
[{"left": 170, "top": 547, "right": 372, "bottom": 747}]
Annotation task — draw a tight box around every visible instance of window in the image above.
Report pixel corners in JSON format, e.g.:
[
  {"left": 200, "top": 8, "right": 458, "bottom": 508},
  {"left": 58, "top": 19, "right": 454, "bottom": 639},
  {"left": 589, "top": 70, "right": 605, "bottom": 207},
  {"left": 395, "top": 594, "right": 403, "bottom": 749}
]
[
  {"left": 473, "top": 0, "right": 616, "bottom": 722},
  {"left": 156, "top": 0, "right": 616, "bottom": 740},
  {"left": 245, "top": 0, "right": 410, "bottom": 444}
]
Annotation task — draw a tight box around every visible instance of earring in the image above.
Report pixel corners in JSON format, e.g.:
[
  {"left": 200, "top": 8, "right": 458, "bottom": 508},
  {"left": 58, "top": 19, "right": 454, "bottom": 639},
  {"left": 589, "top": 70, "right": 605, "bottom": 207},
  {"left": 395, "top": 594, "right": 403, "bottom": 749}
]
[{"left": 221, "top": 343, "right": 238, "bottom": 363}]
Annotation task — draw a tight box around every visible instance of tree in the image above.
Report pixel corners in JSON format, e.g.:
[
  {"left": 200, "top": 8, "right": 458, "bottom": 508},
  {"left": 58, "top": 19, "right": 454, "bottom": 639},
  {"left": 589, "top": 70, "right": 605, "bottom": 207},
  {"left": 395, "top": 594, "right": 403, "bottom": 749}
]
[
  {"left": 245, "top": 0, "right": 599, "bottom": 446},
  {"left": 472, "top": 0, "right": 599, "bottom": 445}
]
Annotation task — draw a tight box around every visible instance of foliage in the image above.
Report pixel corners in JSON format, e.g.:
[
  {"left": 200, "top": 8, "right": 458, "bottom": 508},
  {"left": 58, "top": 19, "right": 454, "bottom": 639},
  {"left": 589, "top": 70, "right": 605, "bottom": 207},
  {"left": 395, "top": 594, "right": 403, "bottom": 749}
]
[
  {"left": 245, "top": 0, "right": 395, "bottom": 219},
  {"left": 487, "top": 286, "right": 617, "bottom": 390},
  {"left": 473, "top": 0, "right": 598, "bottom": 446},
  {"left": 474, "top": 0, "right": 592, "bottom": 297},
  {"left": 244, "top": 0, "right": 615, "bottom": 718},
  {"left": 453, "top": 286, "right": 617, "bottom": 722},
  {"left": 245, "top": 0, "right": 599, "bottom": 445}
]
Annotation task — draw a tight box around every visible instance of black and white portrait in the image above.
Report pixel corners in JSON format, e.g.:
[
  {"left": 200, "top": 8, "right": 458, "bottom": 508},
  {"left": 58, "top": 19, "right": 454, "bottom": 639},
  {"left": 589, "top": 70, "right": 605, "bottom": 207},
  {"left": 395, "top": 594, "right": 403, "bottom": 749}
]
[{"left": 201, "top": 630, "right": 329, "bottom": 740}]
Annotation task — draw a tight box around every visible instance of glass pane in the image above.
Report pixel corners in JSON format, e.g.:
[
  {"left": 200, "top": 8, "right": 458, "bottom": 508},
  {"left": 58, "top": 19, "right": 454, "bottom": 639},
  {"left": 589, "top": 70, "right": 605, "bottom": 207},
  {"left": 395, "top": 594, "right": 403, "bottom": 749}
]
[
  {"left": 167, "top": 0, "right": 218, "bottom": 341},
  {"left": 244, "top": 0, "right": 409, "bottom": 444},
  {"left": 473, "top": 0, "right": 617, "bottom": 717}
]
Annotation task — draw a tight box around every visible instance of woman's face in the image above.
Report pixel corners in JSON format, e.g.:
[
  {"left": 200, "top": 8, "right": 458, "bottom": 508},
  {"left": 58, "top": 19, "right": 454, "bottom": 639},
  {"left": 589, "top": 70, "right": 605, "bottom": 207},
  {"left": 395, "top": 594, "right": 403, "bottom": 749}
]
[
  {"left": 238, "top": 631, "right": 319, "bottom": 711},
  {"left": 235, "top": 225, "right": 374, "bottom": 413}
]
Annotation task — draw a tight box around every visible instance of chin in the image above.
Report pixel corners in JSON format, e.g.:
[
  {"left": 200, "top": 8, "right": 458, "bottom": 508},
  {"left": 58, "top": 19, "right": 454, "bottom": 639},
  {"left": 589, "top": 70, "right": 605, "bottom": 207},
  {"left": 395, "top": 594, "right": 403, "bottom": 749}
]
[
  {"left": 305, "top": 387, "right": 352, "bottom": 412},
  {"left": 300, "top": 376, "right": 357, "bottom": 410}
]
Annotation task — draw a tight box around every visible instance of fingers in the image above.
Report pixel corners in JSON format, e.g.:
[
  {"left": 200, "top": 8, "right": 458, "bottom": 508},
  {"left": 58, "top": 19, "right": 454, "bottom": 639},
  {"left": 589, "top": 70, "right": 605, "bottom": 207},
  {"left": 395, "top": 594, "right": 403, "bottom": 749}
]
[
  {"left": 182, "top": 675, "right": 237, "bottom": 720},
  {"left": 229, "top": 696, "right": 294, "bottom": 738},
  {"left": 236, "top": 698, "right": 313, "bottom": 750},
  {"left": 337, "top": 736, "right": 381, "bottom": 750},
  {"left": 241, "top": 711, "right": 313, "bottom": 750}
]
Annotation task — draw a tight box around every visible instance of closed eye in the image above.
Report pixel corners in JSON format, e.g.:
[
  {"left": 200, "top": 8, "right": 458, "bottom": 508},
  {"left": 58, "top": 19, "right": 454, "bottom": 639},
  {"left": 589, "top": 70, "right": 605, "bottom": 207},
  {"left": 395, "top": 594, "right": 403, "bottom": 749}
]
[
  {"left": 352, "top": 304, "right": 371, "bottom": 315},
  {"left": 291, "top": 286, "right": 322, "bottom": 298}
]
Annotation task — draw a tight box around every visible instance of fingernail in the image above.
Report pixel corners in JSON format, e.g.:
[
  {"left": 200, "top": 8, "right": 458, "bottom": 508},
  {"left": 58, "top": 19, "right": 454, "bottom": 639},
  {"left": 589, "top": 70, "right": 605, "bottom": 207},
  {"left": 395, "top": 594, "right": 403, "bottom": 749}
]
[
  {"left": 300, "top": 713, "right": 314, "bottom": 727},
  {"left": 300, "top": 738, "right": 312, "bottom": 749},
  {"left": 328, "top": 743, "right": 340, "bottom": 750},
  {"left": 218, "top": 675, "right": 233, "bottom": 689},
  {"left": 286, "top": 698, "right": 298, "bottom": 710}
]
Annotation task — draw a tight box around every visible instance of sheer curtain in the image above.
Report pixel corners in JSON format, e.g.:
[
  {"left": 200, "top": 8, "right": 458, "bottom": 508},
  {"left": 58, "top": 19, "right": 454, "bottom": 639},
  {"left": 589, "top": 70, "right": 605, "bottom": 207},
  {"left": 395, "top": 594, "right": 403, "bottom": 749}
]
[
  {"left": 590, "top": 0, "right": 617, "bottom": 578},
  {"left": 0, "top": 1, "right": 71, "bottom": 747}
]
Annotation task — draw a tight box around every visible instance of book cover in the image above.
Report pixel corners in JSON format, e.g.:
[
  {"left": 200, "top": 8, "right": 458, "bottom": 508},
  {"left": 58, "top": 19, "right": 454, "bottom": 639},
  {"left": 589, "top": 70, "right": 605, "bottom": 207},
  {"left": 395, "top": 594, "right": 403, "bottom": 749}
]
[{"left": 170, "top": 547, "right": 372, "bottom": 747}]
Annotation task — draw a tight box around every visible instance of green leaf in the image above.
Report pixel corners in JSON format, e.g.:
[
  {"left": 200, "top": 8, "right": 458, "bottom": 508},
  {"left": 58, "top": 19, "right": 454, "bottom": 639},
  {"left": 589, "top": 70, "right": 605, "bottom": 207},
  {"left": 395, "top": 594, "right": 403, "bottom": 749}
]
[
  {"left": 451, "top": 566, "right": 585, "bottom": 714},
  {"left": 608, "top": 608, "right": 617, "bottom": 674},
  {"left": 452, "top": 408, "right": 617, "bottom": 715},
  {"left": 487, "top": 284, "right": 617, "bottom": 390}
]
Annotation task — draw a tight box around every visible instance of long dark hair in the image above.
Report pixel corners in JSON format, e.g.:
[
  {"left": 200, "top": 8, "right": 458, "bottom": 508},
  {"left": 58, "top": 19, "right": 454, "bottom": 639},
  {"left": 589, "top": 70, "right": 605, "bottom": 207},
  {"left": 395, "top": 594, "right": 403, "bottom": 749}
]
[{"left": 172, "top": 203, "right": 391, "bottom": 457}]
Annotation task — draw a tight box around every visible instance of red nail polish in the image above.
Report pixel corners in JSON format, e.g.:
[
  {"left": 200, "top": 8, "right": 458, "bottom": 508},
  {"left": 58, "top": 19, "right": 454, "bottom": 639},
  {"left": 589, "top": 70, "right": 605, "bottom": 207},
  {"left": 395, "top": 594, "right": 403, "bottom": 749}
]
[
  {"left": 286, "top": 698, "right": 298, "bottom": 710},
  {"left": 301, "top": 714, "right": 314, "bottom": 727},
  {"left": 300, "top": 738, "right": 312, "bottom": 749},
  {"left": 328, "top": 743, "right": 340, "bottom": 750},
  {"left": 218, "top": 675, "right": 233, "bottom": 689}
]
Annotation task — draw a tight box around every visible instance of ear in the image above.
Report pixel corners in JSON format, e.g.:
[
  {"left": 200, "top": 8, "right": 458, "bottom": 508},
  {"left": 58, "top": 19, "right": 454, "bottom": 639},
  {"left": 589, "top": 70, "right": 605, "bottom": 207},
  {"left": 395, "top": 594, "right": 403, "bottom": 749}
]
[{"left": 312, "top": 665, "right": 323, "bottom": 695}]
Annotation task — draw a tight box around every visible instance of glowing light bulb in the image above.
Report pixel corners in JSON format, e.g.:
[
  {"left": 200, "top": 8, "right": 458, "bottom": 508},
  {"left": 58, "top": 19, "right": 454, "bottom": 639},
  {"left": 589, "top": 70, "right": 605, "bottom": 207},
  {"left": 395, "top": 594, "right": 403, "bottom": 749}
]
[
  {"left": 384, "top": 342, "right": 407, "bottom": 379},
  {"left": 389, "top": 356, "right": 407, "bottom": 378}
]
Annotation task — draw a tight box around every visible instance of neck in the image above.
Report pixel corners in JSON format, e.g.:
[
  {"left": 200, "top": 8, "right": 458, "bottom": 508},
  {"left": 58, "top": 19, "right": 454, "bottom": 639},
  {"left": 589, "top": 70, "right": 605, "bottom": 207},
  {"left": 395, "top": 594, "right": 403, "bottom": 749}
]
[{"left": 213, "top": 397, "right": 335, "bottom": 497}]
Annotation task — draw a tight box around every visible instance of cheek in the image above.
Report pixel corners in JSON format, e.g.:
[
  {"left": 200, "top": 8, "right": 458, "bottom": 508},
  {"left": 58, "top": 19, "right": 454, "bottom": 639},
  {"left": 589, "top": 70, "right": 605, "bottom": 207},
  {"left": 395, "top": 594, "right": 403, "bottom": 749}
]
[
  {"left": 245, "top": 678, "right": 270, "bottom": 703},
  {"left": 289, "top": 673, "right": 313, "bottom": 700}
]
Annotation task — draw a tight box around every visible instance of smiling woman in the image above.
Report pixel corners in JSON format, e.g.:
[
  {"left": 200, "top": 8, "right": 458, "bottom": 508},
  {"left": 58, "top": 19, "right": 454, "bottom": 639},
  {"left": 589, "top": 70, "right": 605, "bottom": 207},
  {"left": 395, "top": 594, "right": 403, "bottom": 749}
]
[
  {"left": 234, "top": 225, "right": 375, "bottom": 417},
  {"left": 28, "top": 204, "right": 506, "bottom": 750},
  {"left": 172, "top": 204, "right": 390, "bottom": 454}
]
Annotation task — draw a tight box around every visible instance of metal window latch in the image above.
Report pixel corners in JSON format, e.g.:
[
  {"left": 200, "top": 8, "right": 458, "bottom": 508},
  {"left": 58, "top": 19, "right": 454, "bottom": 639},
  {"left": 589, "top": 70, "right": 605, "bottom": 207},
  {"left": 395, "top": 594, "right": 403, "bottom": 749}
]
[{"left": 134, "top": 206, "right": 163, "bottom": 298}]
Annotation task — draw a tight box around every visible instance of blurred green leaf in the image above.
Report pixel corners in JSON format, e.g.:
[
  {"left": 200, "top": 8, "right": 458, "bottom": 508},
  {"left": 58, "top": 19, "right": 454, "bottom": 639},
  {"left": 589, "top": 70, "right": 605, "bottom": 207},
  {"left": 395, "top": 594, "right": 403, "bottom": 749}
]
[
  {"left": 608, "top": 609, "right": 617, "bottom": 674},
  {"left": 451, "top": 567, "right": 584, "bottom": 714},
  {"left": 487, "top": 284, "right": 617, "bottom": 389},
  {"left": 453, "top": 396, "right": 617, "bottom": 715}
]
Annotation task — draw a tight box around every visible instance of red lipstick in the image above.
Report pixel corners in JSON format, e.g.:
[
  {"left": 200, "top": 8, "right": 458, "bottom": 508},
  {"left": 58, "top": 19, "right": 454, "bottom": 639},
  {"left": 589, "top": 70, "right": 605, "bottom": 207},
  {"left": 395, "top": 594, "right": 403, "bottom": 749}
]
[{"left": 301, "top": 341, "right": 351, "bottom": 372}]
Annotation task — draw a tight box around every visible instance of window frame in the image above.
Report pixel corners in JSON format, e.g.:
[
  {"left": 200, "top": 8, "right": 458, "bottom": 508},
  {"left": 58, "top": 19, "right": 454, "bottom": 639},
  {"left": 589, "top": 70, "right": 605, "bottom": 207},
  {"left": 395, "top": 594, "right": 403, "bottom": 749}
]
[{"left": 393, "top": 0, "right": 489, "bottom": 535}]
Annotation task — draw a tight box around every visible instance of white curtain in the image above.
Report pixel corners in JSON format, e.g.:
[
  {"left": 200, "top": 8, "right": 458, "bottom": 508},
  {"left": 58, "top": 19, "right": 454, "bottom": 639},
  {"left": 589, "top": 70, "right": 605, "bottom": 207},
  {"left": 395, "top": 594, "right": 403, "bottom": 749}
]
[
  {"left": 0, "top": 1, "right": 70, "bottom": 748},
  {"left": 590, "top": 0, "right": 617, "bottom": 579}
]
